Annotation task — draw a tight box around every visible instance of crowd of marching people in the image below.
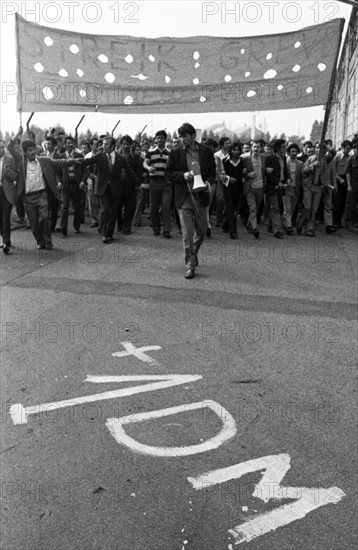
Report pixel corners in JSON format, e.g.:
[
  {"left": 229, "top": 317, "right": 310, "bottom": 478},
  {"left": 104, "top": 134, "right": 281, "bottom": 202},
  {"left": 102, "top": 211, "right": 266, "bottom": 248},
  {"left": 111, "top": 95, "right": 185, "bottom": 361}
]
[{"left": 0, "top": 123, "right": 357, "bottom": 278}]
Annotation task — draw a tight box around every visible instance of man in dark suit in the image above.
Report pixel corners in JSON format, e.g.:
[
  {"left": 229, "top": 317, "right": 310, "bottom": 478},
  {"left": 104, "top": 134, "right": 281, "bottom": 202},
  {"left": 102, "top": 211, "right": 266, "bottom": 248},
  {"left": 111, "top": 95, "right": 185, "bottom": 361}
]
[
  {"left": 0, "top": 140, "right": 19, "bottom": 254},
  {"left": 265, "top": 139, "right": 291, "bottom": 238},
  {"left": 165, "top": 122, "right": 216, "bottom": 279},
  {"left": 117, "top": 135, "right": 143, "bottom": 234},
  {"left": 8, "top": 127, "right": 81, "bottom": 250},
  {"left": 81, "top": 136, "right": 140, "bottom": 243},
  {"left": 40, "top": 135, "right": 61, "bottom": 232},
  {"left": 56, "top": 135, "right": 85, "bottom": 236}
]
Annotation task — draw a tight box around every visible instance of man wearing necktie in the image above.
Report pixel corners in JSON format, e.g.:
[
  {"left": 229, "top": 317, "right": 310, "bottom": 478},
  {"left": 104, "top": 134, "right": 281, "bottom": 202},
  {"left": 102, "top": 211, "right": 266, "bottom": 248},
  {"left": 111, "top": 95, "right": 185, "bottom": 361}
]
[{"left": 81, "top": 136, "right": 141, "bottom": 243}]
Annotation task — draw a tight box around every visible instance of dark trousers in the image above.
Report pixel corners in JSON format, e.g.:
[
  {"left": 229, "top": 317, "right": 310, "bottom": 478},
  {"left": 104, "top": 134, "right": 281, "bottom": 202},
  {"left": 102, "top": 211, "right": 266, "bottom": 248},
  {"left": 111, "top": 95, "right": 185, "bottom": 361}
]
[
  {"left": 345, "top": 179, "right": 358, "bottom": 225},
  {"left": 333, "top": 177, "right": 347, "bottom": 226},
  {"left": 118, "top": 183, "right": 137, "bottom": 233},
  {"left": 47, "top": 188, "right": 59, "bottom": 232},
  {"left": 23, "top": 190, "right": 51, "bottom": 245},
  {"left": 16, "top": 194, "right": 25, "bottom": 221},
  {"left": 80, "top": 189, "right": 86, "bottom": 223},
  {"left": 150, "top": 179, "right": 172, "bottom": 234},
  {"left": 99, "top": 187, "right": 120, "bottom": 238},
  {"left": 0, "top": 187, "right": 12, "bottom": 245},
  {"left": 223, "top": 184, "right": 242, "bottom": 236},
  {"left": 60, "top": 181, "right": 81, "bottom": 233}
]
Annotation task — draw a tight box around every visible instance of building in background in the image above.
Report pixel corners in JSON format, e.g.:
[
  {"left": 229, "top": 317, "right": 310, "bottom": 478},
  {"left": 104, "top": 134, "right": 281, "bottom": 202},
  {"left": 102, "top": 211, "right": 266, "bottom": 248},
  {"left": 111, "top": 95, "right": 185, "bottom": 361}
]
[{"left": 328, "top": 6, "right": 358, "bottom": 144}]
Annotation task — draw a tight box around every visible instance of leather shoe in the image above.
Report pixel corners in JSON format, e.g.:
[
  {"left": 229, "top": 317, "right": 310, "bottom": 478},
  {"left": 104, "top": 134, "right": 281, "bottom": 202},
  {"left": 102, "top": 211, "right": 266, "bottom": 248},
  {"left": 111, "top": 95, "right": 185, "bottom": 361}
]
[
  {"left": 253, "top": 229, "right": 260, "bottom": 239},
  {"left": 45, "top": 242, "right": 54, "bottom": 250},
  {"left": 306, "top": 231, "right": 315, "bottom": 237},
  {"left": 2, "top": 244, "right": 9, "bottom": 254},
  {"left": 163, "top": 231, "right": 171, "bottom": 238},
  {"left": 274, "top": 231, "right": 284, "bottom": 238},
  {"left": 206, "top": 227, "right": 211, "bottom": 237},
  {"left": 102, "top": 236, "right": 111, "bottom": 243},
  {"left": 90, "top": 222, "right": 99, "bottom": 228},
  {"left": 326, "top": 226, "right": 337, "bottom": 234},
  {"left": 185, "top": 269, "right": 195, "bottom": 279}
]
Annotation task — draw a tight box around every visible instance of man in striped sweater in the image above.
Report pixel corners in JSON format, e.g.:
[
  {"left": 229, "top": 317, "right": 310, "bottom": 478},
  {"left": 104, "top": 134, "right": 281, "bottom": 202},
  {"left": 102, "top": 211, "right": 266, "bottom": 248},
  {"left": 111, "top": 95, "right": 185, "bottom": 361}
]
[{"left": 144, "top": 130, "right": 172, "bottom": 238}]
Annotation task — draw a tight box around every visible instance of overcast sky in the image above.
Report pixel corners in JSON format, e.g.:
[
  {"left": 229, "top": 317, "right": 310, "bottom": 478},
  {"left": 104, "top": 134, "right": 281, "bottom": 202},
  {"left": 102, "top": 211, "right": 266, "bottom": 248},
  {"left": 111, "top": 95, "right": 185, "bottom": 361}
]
[{"left": 0, "top": 1, "right": 352, "bottom": 139}]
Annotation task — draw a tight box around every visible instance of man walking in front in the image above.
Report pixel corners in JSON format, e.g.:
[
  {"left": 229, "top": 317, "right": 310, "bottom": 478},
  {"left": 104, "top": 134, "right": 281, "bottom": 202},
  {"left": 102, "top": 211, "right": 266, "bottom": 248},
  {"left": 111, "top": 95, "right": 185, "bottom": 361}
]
[{"left": 165, "top": 123, "right": 216, "bottom": 279}]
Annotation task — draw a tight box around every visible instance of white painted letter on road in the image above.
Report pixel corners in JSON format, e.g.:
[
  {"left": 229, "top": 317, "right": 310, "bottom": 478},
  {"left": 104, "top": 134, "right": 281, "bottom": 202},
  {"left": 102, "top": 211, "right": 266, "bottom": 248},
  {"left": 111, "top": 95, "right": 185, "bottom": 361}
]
[
  {"left": 188, "top": 454, "right": 346, "bottom": 545},
  {"left": 10, "top": 374, "right": 202, "bottom": 425},
  {"left": 106, "top": 400, "right": 237, "bottom": 457}
]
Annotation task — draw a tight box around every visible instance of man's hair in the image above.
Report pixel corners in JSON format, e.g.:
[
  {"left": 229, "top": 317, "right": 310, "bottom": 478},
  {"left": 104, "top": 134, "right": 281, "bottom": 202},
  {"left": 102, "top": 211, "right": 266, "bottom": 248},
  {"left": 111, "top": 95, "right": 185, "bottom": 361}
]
[
  {"left": 229, "top": 142, "right": 242, "bottom": 155},
  {"left": 155, "top": 130, "right": 167, "bottom": 140},
  {"left": 120, "top": 134, "right": 133, "bottom": 145},
  {"left": 272, "top": 139, "right": 286, "bottom": 153},
  {"left": 22, "top": 140, "right": 36, "bottom": 153},
  {"left": 341, "top": 140, "right": 352, "bottom": 148},
  {"left": 45, "top": 135, "right": 57, "bottom": 146},
  {"left": 303, "top": 140, "right": 313, "bottom": 147},
  {"left": 177, "top": 123, "right": 196, "bottom": 137},
  {"left": 81, "top": 140, "right": 90, "bottom": 149},
  {"left": 65, "top": 135, "right": 75, "bottom": 143},
  {"left": 205, "top": 138, "right": 218, "bottom": 149},
  {"left": 352, "top": 138, "right": 358, "bottom": 149},
  {"left": 243, "top": 141, "right": 251, "bottom": 147},
  {"left": 104, "top": 136, "right": 116, "bottom": 148},
  {"left": 219, "top": 136, "right": 230, "bottom": 147},
  {"left": 287, "top": 143, "right": 300, "bottom": 153},
  {"left": 258, "top": 139, "right": 266, "bottom": 147},
  {"left": 90, "top": 137, "right": 98, "bottom": 146}
]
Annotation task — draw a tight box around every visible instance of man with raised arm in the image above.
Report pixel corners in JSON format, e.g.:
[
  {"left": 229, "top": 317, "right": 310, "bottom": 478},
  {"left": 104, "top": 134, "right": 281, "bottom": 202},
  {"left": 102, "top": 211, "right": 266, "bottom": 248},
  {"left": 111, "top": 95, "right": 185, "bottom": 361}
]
[{"left": 8, "top": 127, "right": 82, "bottom": 250}]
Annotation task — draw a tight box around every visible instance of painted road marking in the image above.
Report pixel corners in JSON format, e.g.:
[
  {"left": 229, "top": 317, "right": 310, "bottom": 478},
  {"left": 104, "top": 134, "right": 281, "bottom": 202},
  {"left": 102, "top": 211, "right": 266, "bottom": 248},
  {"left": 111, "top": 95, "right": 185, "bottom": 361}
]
[
  {"left": 9, "top": 375, "right": 202, "bottom": 425},
  {"left": 112, "top": 342, "right": 162, "bottom": 364},
  {"left": 106, "top": 400, "right": 237, "bottom": 457},
  {"left": 187, "top": 454, "right": 346, "bottom": 545}
]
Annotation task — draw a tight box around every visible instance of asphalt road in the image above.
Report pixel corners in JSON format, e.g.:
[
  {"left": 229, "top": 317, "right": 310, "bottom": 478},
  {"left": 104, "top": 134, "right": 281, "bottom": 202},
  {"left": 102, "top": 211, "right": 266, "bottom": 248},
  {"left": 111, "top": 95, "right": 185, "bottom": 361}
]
[{"left": 1, "top": 219, "right": 357, "bottom": 550}]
